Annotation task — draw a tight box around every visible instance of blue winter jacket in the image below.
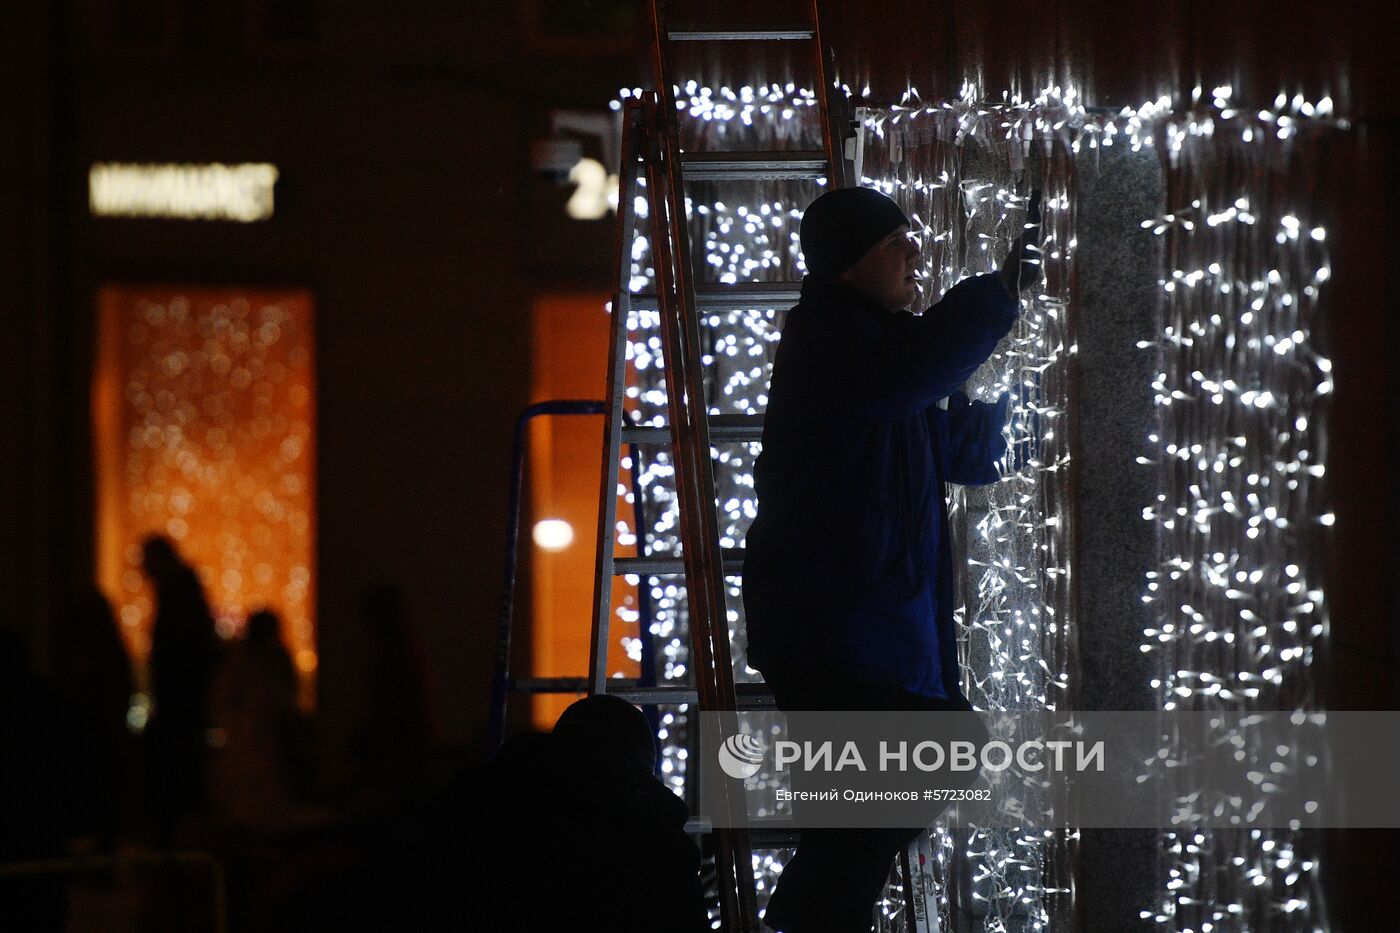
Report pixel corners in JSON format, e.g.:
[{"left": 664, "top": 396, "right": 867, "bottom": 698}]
[{"left": 742, "top": 272, "right": 1019, "bottom": 702}]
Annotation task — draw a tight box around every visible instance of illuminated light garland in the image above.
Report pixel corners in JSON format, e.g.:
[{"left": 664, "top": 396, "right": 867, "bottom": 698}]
[
  {"left": 1134, "top": 85, "right": 1337, "bottom": 933},
  {"left": 854, "top": 91, "right": 1076, "bottom": 933},
  {"left": 608, "top": 80, "right": 1347, "bottom": 932}
]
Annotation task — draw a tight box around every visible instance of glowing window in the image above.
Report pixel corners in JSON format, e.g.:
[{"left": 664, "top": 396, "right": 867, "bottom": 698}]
[
  {"left": 528, "top": 292, "right": 615, "bottom": 729},
  {"left": 93, "top": 286, "right": 317, "bottom": 706}
]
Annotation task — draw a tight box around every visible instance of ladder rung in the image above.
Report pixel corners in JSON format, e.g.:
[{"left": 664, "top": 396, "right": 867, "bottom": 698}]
[
  {"left": 614, "top": 547, "right": 746, "bottom": 576},
  {"left": 510, "top": 676, "right": 589, "bottom": 695},
  {"left": 600, "top": 681, "right": 776, "bottom": 708},
  {"left": 668, "top": 28, "right": 814, "bottom": 41},
  {"left": 750, "top": 827, "right": 803, "bottom": 848},
  {"left": 685, "top": 817, "right": 801, "bottom": 848},
  {"left": 708, "top": 414, "right": 765, "bottom": 440},
  {"left": 680, "top": 150, "right": 828, "bottom": 181},
  {"left": 514, "top": 678, "right": 774, "bottom": 708},
  {"left": 621, "top": 414, "right": 764, "bottom": 445},
  {"left": 632, "top": 282, "right": 802, "bottom": 311}
]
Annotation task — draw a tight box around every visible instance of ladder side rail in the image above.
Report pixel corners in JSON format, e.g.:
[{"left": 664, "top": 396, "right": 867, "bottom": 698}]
[
  {"left": 635, "top": 110, "right": 705, "bottom": 702},
  {"left": 488, "top": 400, "right": 608, "bottom": 755},
  {"left": 644, "top": 9, "right": 760, "bottom": 922},
  {"left": 626, "top": 436, "right": 667, "bottom": 775},
  {"left": 644, "top": 31, "right": 736, "bottom": 720},
  {"left": 635, "top": 108, "right": 725, "bottom": 713},
  {"left": 627, "top": 440, "right": 659, "bottom": 696},
  {"left": 654, "top": 132, "right": 762, "bottom": 933},
  {"left": 807, "top": 0, "right": 845, "bottom": 189},
  {"left": 654, "top": 121, "right": 764, "bottom": 928},
  {"left": 900, "top": 839, "right": 936, "bottom": 933},
  {"left": 638, "top": 101, "right": 752, "bottom": 931},
  {"left": 486, "top": 401, "right": 535, "bottom": 756},
  {"left": 590, "top": 98, "right": 647, "bottom": 696}
]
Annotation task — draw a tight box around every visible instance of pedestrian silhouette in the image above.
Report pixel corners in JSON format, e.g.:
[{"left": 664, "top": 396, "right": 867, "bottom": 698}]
[
  {"left": 210, "top": 608, "right": 299, "bottom": 826},
  {"left": 141, "top": 534, "right": 219, "bottom": 845},
  {"left": 437, "top": 694, "right": 710, "bottom": 932},
  {"left": 0, "top": 629, "right": 82, "bottom": 931},
  {"left": 51, "top": 586, "right": 134, "bottom": 850},
  {"left": 352, "top": 584, "right": 430, "bottom": 772}
]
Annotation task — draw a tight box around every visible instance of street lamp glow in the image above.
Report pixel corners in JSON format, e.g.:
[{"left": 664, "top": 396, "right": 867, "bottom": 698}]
[{"left": 532, "top": 518, "right": 575, "bottom": 551}]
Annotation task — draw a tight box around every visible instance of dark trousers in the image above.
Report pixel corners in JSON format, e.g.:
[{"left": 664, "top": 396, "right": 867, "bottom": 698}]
[{"left": 758, "top": 663, "right": 987, "bottom": 933}]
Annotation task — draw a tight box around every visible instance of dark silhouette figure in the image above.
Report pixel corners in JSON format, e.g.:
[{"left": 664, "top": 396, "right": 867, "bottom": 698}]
[
  {"left": 141, "top": 533, "right": 219, "bottom": 845},
  {"left": 51, "top": 587, "right": 134, "bottom": 851},
  {"left": 425, "top": 695, "right": 710, "bottom": 932},
  {"left": 351, "top": 584, "right": 429, "bottom": 777},
  {"left": 0, "top": 630, "right": 82, "bottom": 931},
  {"left": 345, "top": 696, "right": 709, "bottom": 931},
  {"left": 210, "top": 608, "right": 300, "bottom": 825},
  {"left": 246, "top": 608, "right": 297, "bottom": 696},
  {"left": 743, "top": 187, "right": 1033, "bottom": 931}
]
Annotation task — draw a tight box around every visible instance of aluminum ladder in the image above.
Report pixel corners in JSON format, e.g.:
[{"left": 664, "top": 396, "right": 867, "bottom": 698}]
[{"left": 590, "top": 4, "right": 834, "bottom": 932}]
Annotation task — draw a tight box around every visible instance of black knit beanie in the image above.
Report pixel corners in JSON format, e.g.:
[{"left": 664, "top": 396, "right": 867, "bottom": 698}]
[
  {"left": 799, "top": 187, "right": 910, "bottom": 279},
  {"left": 553, "top": 694, "right": 658, "bottom": 778}
]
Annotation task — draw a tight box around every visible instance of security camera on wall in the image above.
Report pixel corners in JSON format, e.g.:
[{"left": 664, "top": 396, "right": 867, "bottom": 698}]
[
  {"left": 530, "top": 136, "right": 585, "bottom": 183},
  {"left": 532, "top": 110, "right": 622, "bottom": 219}
]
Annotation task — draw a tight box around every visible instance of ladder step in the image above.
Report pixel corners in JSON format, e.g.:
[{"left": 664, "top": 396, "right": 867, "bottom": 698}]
[
  {"left": 685, "top": 817, "right": 801, "bottom": 848},
  {"left": 679, "top": 150, "right": 828, "bottom": 181},
  {"left": 601, "top": 680, "right": 776, "bottom": 709},
  {"left": 668, "top": 28, "right": 814, "bottom": 41},
  {"left": 513, "top": 678, "right": 774, "bottom": 708},
  {"left": 614, "top": 547, "right": 747, "bottom": 576},
  {"left": 632, "top": 282, "right": 802, "bottom": 311},
  {"left": 621, "top": 414, "right": 764, "bottom": 445},
  {"left": 510, "top": 676, "right": 589, "bottom": 695}
]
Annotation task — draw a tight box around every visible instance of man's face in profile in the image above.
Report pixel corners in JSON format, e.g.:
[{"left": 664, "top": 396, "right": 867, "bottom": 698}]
[{"left": 838, "top": 224, "right": 921, "bottom": 311}]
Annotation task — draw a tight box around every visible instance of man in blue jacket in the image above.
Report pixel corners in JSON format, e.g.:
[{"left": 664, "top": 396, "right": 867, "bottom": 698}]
[{"left": 743, "top": 186, "right": 1038, "bottom": 932}]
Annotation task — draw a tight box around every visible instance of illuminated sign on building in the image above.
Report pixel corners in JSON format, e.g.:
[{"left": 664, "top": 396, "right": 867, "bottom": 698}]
[{"left": 89, "top": 162, "right": 279, "bottom": 222}]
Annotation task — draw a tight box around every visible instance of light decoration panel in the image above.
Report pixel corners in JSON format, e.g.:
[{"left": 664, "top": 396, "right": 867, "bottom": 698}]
[
  {"left": 605, "top": 77, "right": 1348, "bottom": 932},
  {"left": 856, "top": 82, "right": 1077, "bottom": 932},
  {"left": 1134, "top": 85, "right": 1343, "bottom": 933}
]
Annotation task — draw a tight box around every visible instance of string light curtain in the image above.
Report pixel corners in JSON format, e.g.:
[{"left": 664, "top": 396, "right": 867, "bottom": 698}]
[
  {"left": 855, "top": 87, "right": 1079, "bottom": 932},
  {"left": 605, "top": 78, "right": 1349, "bottom": 931},
  {"left": 1136, "top": 87, "right": 1344, "bottom": 933},
  {"left": 616, "top": 77, "right": 1076, "bottom": 928}
]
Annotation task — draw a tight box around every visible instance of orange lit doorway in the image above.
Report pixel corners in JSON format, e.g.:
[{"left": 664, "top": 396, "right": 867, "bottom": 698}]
[
  {"left": 93, "top": 285, "right": 317, "bottom": 708},
  {"left": 527, "top": 292, "right": 640, "bottom": 730}
]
